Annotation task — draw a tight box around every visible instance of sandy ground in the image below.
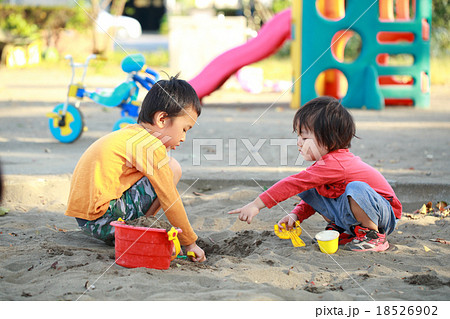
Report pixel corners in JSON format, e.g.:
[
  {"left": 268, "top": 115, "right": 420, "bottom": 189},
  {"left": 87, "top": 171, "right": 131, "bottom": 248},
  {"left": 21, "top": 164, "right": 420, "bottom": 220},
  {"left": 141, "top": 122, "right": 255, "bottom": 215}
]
[{"left": 0, "top": 68, "right": 449, "bottom": 301}]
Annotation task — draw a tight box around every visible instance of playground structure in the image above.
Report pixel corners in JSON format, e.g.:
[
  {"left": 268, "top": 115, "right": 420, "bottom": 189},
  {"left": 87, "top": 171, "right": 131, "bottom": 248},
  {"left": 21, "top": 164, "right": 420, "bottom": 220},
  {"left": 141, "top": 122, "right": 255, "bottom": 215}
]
[
  {"left": 188, "top": 0, "right": 431, "bottom": 109},
  {"left": 188, "top": 9, "right": 291, "bottom": 100}
]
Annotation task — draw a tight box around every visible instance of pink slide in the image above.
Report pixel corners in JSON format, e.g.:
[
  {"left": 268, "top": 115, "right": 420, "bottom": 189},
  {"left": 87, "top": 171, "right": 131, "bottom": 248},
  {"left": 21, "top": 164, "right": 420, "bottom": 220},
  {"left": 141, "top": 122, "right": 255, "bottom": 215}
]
[{"left": 188, "top": 8, "right": 292, "bottom": 100}]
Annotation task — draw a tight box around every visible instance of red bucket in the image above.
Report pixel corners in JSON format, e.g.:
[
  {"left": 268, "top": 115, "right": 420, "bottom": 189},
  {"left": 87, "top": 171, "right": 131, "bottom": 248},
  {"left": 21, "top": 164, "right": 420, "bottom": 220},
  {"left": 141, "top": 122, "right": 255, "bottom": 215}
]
[{"left": 111, "top": 221, "right": 181, "bottom": 270}]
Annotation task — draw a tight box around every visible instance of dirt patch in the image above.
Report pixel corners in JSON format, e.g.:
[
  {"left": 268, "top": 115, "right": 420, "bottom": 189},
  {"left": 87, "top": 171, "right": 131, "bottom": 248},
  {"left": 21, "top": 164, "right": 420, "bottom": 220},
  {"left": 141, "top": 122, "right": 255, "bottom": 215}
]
[
  {"left": 197, "top": 230, "right": 273, "bottom": 258},
  {"left": 404, "top": 274, "right": 450, "bottom": 288},
  {"left": 170, "top": 258, "right": 214, "bottom": 271},
  {"left": 125, "top": 216, "right": 172, "bottom": 231}
]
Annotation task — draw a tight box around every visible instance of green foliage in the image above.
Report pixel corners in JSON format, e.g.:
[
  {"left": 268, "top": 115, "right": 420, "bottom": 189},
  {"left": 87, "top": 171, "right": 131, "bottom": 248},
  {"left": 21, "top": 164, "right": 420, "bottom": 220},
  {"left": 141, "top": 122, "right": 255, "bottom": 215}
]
[
  {"left": 145, "top": 50, "right": 169, "bottom": 68},
  {"left": 159, "top": 14, "right": 169, "bottom": 35},
  {"left": 343, "top": 32, "right": 362, "bottom": 63},
  {"left": 274, "top": 41, "right": 291, "bottom": 59},
  {"left": 272, "top": 0, "right": 291, "bottom": 13},
  {"left": 431, "top": 0, "right": 450, "bottom": 56},
  {"left": 431, "top": 27, "right": 450, "bottom": 57},
  {"left": 252, "top": 53, "right": 291, "bottom": 81},
  {"left": 0, "top": 12, "right": 39, "bottom": 39},
  {"left": 432, "top": 0, "right": 450, "bottom": 30},
  {"left": 124, "top": 7, "right": 136, "bottom": 16},
  {"left": 85, "top": 50, "right": 169, "bottom": 76},
  {"left": 0, "top": 4, "right": 91, "bottom": 35},
  {"left": 430, "top": 55, "right": 450, "bottom": 85},
  {"left": 173, "top": 0, "right": 196, "bottom": 15},
  {"left": 65, "top": 1, "right": 92, "bottom": 31}
]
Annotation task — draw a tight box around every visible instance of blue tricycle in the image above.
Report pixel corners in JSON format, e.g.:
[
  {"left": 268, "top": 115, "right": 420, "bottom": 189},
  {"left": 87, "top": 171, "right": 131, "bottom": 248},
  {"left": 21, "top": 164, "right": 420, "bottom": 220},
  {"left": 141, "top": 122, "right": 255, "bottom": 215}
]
[{"left": 47, "top": 53, "right": 159, "bottom": 143}]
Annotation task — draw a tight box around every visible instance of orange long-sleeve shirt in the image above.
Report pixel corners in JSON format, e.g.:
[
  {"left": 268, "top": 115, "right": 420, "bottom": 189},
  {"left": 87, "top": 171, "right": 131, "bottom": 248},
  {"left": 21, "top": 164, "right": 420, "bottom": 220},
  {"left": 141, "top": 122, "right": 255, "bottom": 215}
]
[{"left": 65, "top": 124, "right": 197, "bottom": 245}]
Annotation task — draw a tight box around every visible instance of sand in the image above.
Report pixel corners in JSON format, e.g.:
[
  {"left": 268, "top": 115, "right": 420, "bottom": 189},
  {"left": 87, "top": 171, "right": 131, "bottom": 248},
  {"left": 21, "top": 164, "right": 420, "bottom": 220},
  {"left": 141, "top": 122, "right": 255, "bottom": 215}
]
[
  {"left": 126, "top": 216, "right": 173, "bottom": 231},
  {"left": 0, "top": 68, "right": 450, "bottom": 302},
  {"left": 0, "top": 181, "right": 449, "bottom": 301}
]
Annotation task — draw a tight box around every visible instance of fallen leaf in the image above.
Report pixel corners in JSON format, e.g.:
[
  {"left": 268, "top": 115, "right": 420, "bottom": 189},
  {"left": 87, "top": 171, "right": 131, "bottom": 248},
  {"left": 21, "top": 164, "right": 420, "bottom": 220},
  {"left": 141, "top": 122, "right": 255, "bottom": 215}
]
[
  {"left": 46, "top": 224, "right": 58, "bottom": 232},
  {"left": 0, "top": 207, "right": 9, "bottom": 216},
  {"left": 410, "top": 201, "right": 450, "bottom": 218},
  {"left": 420, "top": 202, "right": 434, "bottom": 214},
  {"left": 54, "top": 225, "right": 68, "bottom": 232},
  {"left": 436, "top": 201, "right": 448, "bottom": 211},
  {"left": 429, "top": 238, "right": 450, "bottom": 245},
  {"left": 404, "top": 213, "right": 423, "bottom": 220},
  {"left": 423, "top": 245, "right": 431, "bottom": 252}
]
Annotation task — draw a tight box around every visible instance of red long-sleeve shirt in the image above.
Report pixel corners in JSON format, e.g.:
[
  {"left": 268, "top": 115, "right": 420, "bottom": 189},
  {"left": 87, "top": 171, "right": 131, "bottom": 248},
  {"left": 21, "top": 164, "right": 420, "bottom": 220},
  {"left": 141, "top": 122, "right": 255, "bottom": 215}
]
[{"left": 259, "top": 149, "right": 402, "bottom": 222}]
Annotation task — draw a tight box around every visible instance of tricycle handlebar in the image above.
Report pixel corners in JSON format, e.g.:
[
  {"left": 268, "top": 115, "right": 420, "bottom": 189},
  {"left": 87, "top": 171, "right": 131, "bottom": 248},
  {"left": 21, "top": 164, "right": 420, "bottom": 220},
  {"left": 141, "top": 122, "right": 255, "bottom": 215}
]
[{"left": 66, "top": 54, "right": 98, "bottom": 85}]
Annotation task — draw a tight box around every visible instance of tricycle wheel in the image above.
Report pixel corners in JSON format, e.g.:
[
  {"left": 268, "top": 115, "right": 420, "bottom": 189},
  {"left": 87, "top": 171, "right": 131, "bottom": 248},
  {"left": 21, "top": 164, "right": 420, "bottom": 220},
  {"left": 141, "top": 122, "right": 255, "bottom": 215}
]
[
  {"left": 113, "top": 116, "right": 136, "bottom": 131},
  {"left": 48, "top": 103, "right": 84, "bottom": 143}
]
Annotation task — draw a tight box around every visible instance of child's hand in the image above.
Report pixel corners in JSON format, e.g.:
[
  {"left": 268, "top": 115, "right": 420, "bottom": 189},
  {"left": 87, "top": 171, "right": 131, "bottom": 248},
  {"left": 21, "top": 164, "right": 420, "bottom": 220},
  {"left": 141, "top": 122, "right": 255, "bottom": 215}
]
[
  {"left": 228, "top": 197, "right": 266, "bottom": 224},
  {"left": 277, "top": 213, "right": 298, "bottom": 230},
  {"left": 184, "top": 243, "right": 206, "bottom": 262}
]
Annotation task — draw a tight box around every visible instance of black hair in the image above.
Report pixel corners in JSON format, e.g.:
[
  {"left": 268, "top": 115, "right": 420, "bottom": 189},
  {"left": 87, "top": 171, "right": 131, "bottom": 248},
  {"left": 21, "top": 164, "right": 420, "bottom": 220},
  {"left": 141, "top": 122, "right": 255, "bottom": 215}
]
[
  {"left": 138, "top": 74, "right": 201, "bottom": 124},
  {"left": 293, "top": 96, "right": 356, "bottom": 151}
]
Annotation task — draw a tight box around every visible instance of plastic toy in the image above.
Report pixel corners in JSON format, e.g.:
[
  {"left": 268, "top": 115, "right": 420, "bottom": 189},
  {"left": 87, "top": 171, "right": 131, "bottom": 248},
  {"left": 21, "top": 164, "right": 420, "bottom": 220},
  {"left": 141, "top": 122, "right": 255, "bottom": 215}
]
[
  {"left": 315, "top": 230, "right": 339, "bottom": 254},
  {"left": 177, "top": 251, "right": 196, "bottom": 260},
  {"left": 293, "top": 0, "right": 431, "bottom": 109},
  {"left": 274, "top": 220, "right": 305, "bottom": 247},
  {"left": 187, "top": 251, "right": 196, "bottom": 258},
  {"left": 111, "top": 221, "right": 182, "bottom": 269},
  {"left": 46, "top": 53, "right": 159, "bottom": 143},
  {"left": 188, "top": 0, "right": 431, "bottom": 109},
  {"left": 188, "top": 8, "right": 291, "bottom": 100},
  {"left": 167, "top": 227, "right": 182, "bottom": 260}
]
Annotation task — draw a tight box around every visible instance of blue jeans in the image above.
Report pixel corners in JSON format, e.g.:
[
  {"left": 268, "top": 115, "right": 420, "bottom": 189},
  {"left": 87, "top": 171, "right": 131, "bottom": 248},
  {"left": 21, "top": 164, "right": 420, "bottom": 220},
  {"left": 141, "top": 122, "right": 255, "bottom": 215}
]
[{"left": 299, "top": 181, "right": 397, "bottom": 235}]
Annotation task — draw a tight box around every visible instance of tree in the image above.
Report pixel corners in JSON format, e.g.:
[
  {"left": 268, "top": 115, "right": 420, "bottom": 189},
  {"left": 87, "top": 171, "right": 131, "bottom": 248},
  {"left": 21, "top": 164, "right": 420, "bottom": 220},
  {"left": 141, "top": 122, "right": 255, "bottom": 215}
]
[
  {"left": 431, "top": 0, "right": 450, "bottom": 55},
  {"left": 91, "top": 0, "right": 127, "bottom": 55}
]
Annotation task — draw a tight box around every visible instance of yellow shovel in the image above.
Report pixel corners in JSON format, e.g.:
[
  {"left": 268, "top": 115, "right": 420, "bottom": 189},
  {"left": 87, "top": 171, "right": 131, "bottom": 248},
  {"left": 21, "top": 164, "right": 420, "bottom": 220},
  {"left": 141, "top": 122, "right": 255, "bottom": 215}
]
[
  {"left": 274, "top": 220, "right": 305, "bottom": 247},
  {"left": 167, "top": 227, "right": 181, "bottom": 261}
]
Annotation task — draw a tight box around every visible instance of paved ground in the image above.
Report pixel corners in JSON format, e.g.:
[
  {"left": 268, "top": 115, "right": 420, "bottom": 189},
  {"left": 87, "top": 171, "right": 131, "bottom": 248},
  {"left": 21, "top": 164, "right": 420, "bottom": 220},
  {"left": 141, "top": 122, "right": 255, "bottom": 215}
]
[
  {"left": 113, "top": 32, "right": 168, "bottom": 52},
  {"left": 0, "top": 68, "right": 449, "bottom": 212}
]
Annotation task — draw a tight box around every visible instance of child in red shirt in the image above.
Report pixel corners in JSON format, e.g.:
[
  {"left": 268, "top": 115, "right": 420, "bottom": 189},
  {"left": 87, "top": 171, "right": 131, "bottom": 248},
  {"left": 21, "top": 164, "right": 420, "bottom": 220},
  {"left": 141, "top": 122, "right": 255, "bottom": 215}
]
[{"left": 229, "top": 96, "right": 401, "bottom": 252}]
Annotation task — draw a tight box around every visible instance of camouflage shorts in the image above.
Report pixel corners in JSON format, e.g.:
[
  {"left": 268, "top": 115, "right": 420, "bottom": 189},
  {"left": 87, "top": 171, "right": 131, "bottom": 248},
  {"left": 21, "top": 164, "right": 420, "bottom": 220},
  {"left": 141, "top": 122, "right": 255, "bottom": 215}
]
[{"left": 78, "top": 177, "right": 157, "bottom": 245}]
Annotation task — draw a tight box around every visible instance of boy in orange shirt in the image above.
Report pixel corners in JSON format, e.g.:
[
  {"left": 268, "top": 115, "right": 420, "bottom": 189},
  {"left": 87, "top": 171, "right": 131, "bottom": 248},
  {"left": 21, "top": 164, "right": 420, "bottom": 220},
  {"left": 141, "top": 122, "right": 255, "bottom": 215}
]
[{"left": 66, "top": 75, "right": 205, "bottom": 262}]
